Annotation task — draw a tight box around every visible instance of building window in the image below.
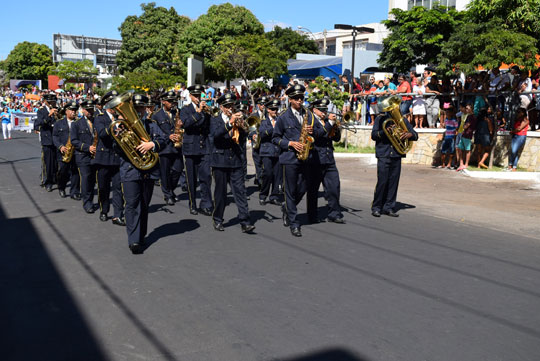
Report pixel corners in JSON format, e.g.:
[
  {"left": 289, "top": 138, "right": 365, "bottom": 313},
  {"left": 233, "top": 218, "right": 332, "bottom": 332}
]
[
  {"left": 343, "top": 40, "right": 367, "bottom": 51},
  {"left": 408, "top": 0, "right": 456, "bottom": 10}
]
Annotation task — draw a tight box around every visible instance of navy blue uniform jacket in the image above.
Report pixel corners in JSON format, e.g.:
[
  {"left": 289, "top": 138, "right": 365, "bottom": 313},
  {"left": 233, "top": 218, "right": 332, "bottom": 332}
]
[
  {"left": 210, "top": 114, "right": 247, "bottom": 168},
  {"left": 258, "top": 116, "right": 280, "bottom": 158},
  {"left": 152, "top": 108, "right": 181, "bottom": 156},
  {"left": 35, "top": 107, "right": 55, "bottom": 146},
  {"left": 311, "top": 118, "right": 341, "bottom": 165},
  {"left": 93, "top": 112, "right": 121, "bottom": 166},
  {"left": 52, "top": 117, "right": 71, "bottom": 161},
  {"left": 179, "top": 103, "right": 210, "bottom": 156},
  {"left": 70, "top": 116, "right": 96, "bottom": 166},
  {"left": 272, "top": 107, "right": 323, "bottom": 165},
  {"left": 371, "top": 114, "right": 418, "bottom": 158}
]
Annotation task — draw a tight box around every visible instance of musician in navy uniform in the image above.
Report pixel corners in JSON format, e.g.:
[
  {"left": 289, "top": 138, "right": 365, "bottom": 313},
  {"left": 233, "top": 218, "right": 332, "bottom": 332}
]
[
  {"left": 258, "top": 99, "right": 282, "bottom": 206},
  {"left": 152, "top": 90, "right": 183, "bottom": 206},
  {"left": 94, "top": 91, "right": 125, "bottom": 226},
  {"left": 179, "top": 84, "right": 213, "bottom": 216},
  {"left": 272, "top": 84, "right": 323, "bottom": 237},
  {"left": 307, "top": 98, "right": 345, "bottom": 224},
  {"left": 210, "top": 93, "right": 255, "bottom": 233},
  {"left": 35, "top": 93, "right": 59, "bottom": 191},
  {"left": 71, "top": 99, "right": 97, "bottom": 214},
  {"left": 248, "top": 96, "right": 267, "bottom": 187},
  {"left": 113, "top": 94, "right": 166, "bottom": 254},
  {"left": 52, "top": 101, "right": 80, "bottom": 200},
  {"left": 371, "top": 97, "right": 418, "bottom": 217}
]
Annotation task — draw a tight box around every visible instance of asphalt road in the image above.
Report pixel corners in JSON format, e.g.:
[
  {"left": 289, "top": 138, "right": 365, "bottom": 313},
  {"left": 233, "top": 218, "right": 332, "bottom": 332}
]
[{"left": 1, "top": 131, "right": 540, "bottom": 361}]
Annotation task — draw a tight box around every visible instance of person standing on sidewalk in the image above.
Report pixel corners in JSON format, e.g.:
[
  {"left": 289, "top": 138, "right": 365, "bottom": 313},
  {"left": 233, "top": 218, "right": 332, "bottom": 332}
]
[{"left": 507, "top": 108, "right": 529, "bottom": 171}]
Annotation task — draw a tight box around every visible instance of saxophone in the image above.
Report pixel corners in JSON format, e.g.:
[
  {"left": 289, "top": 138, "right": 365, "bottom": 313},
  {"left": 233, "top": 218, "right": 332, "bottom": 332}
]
[
  {"left": 62, "top": 135, "right": 74, "bottom": 163},
  {"left": 296, "top": 107, "right": 315, "bottom": 161},
  {"left": 90, "top": 124, "right": 98, "bottom": 159},
  {"left": 173, "top": 110, "right": 184, "bottom": 148}
]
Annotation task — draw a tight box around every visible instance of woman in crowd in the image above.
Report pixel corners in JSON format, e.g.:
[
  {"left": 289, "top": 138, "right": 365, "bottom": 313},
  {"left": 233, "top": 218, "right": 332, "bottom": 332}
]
[
  {"left": 474, "top": 107, "right": 494, "bottom": 169},
  {"left": 412, "top": 78, "right": 427, "bottom": 128},
  {"left": 1, "top": 106, "right": 11, "bottom": 140},
  {"left": 507, "top": 107, "right": 529, "bottom": 171}
]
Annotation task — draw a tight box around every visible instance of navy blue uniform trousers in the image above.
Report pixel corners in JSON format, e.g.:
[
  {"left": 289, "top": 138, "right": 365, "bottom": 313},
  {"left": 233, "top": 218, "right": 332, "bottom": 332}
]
[
  {"left": 307, "top": 163, "right": 342, "bottom": 220},
  {"left": 122, "top": 179, "right": 154, "bottom": 246},
  {"left": 372, "top": 157, "right": 402, "bottom": 213},
  {"left": 212, "top": 167, "right": 250, "bottom": 226},
  {"left": 97, "top": 166, "right": 123, "bottom": 218},
  {"left": 41, "top": 145, "right": 57, "bottom": 186},
  {"left": 184, "top": 155, "right": 212, "bottom": 210},
  {"left": 159, "top": 154, "right": 183, "bottom": 200},
  {"left": 79, "top": 164, "right": 96, "bottom": 211},
  {"left": 282, "top": 163, "right": 311, "bottom": 228},
  {"left": 57, "top": 159, "right": 80, "bottom": 196},
  {"left": 260, "top": 156, "right": 281, "bottom": 202}
]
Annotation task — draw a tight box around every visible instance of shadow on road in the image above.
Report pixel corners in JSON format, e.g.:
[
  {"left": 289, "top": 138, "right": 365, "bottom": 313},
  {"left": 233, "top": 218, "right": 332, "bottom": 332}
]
[
  {"left": 144, "top": 219, "right": 200, "bottom": 249},
  {"left": 278, "top": 347, "right": 371, "bottom": 361}
]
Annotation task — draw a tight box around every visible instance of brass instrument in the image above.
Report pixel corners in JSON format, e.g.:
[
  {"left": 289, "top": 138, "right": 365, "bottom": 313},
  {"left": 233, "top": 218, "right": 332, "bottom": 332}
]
[
  {"left": 329, "top": 110, "right": 356, "bottom": 138},
  {"left": 379, "top": 95, "right": 412, "bottom": 155},
  {"left": 173, "top": 110, "right": 184, "bottom": 148},
  {"left": 297, "top": 107, "right": 315, "bottom": 161},
  {"left": 90, "top": 124, "right": 98, "bottom": 159},
  {"left": 198, "top": 101, "right": 220, "bottom": 117},
  {"left": 245, "top": 115, "right": 262, "bottom": 149},
  {"left": 62, "top": 135, "right": 74, "bottom": 163},
  {"left": 105, "top": 91, "right": 159, "bottom": 171}
]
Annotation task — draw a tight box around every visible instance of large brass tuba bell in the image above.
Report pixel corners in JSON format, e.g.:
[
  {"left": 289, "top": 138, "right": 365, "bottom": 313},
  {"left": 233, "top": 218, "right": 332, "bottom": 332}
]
[
  {"left": 378, "top": 95, "right": 412, "bottom": 155},
  {"left": 245, "top": 115, "right": 262, "bottom": 149},
  {"left": 105, "top": 91, "right": 159, "bottom": 171}
]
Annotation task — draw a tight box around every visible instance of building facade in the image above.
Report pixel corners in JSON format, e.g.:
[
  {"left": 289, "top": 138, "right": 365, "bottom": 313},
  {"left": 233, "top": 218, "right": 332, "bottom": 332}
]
[{"left": 388, "top": 0, "right": 472, "bottom": 11}]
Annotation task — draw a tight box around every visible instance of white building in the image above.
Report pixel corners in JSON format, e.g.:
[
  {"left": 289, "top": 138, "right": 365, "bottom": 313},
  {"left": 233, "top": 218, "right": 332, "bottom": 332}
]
[{"left": 388, "top": 0, "right": 472, "bottom": 11}]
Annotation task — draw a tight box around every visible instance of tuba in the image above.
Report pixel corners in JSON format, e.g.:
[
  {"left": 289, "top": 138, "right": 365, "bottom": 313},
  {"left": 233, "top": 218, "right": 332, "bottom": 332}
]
[
  {"left": 297, "top": 107, "right": 314, "bottom": 161},
  {"left": 379, "top": 95, "right": 412, "bottom": 155},
  {"left": 105, "top": 91, "right": 159, "bottom": 171}
]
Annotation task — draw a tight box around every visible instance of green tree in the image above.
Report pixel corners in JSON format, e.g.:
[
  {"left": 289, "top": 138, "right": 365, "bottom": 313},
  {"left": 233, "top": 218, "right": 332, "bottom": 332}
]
[
  {"left": 439, "top": 19, "right": 538, "bottom": 74},
  {"left": 53, "top": 60, "right": 98, "bottom": 83},
  {"left": 379, "top": 5, "right": 464, "bottom": 73},
  {"left": 466, "top": 0, "right": 540, "bottom": 49},
  {"left": 112, "top": 68, "right": 177, "bottom": 93},
  {"left": 307, "top": 76, "right": 349, "bottom": 111},
  {"left": 213, "top": 34, "right": 287, "bottom": 105},
  {"left": 265, "top": 26, "right": 319, "bottom": 59},
  {"left": 4, "top": 42, "right": 53, "bottom": 81},
  {"left": 116, "top": 2, "right": 191, "bottom": 74},
  {"left": 175, "top": 3, "right": 264, "bottom": 81}
]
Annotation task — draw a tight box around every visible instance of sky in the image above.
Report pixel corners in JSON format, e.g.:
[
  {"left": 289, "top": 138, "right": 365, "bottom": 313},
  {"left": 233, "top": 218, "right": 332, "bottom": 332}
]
[{"left": 0, "top": 0, "right": 389, "bottom": 60}]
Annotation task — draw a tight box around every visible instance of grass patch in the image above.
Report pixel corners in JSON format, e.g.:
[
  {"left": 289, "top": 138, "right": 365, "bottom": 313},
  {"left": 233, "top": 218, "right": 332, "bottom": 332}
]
[
  {"left": 470, "top": 165, "right": 529, "bottom": 172},
  {"left": 334, "top": 142, "right": 375, "bottom": 153}
]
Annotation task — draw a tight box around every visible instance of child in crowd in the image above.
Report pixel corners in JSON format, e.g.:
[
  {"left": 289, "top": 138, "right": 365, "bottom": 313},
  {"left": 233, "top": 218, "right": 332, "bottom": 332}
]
[
  {"left": 495, "top": 109, "right": 506, "bottom": 131},
  {"left": 439, "top": 106, "right": 458, "bottom": 169},
  {"left": 456, "top": 104, "right": 477, "bottom": 171}
]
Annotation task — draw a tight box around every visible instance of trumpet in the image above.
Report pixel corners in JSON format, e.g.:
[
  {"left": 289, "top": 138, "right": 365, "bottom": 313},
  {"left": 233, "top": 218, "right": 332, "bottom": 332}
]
[{"left": 197, "top": 100, "right": 220, "bottom": 117}]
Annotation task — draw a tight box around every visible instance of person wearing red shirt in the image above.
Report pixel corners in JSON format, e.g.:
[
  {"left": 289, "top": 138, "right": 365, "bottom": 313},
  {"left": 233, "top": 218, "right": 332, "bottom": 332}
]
[{"left": 396, "top": 75, "right": 412, "bottom": 120}]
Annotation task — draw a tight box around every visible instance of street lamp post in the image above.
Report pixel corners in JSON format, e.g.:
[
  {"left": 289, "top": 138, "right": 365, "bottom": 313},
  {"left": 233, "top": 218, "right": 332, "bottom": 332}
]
[
  {"left": 297, "top": 26, "right": 321, "bottom": 54},
  {"left": 334, "top": 24, "right": 374, "bottom": 82}
]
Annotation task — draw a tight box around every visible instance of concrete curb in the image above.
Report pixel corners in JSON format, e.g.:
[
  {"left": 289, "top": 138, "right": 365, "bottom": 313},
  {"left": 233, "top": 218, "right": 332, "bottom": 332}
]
[{"left": 462, "top": 169, "right": 540, "bottom": 182}]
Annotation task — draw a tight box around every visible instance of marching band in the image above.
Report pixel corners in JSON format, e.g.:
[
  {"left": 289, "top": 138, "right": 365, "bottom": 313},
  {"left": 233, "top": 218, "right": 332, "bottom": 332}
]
[{"left": 34, "top": 84, "right": 356, "bottom": 254}]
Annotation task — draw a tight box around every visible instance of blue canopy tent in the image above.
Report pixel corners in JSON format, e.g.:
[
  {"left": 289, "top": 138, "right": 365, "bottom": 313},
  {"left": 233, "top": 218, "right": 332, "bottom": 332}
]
[{"left": 283, "top": 57, "right": 342, "bottom": 84}]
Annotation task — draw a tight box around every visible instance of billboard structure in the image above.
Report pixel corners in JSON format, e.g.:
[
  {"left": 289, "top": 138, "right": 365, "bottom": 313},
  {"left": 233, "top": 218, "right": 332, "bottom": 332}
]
[{"left": 53, "top": 34, "right": 122, "bottom": 70}]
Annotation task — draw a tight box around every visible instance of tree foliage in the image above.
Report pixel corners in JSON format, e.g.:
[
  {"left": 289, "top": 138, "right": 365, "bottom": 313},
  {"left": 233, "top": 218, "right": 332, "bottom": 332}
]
[
  {"left": 53, "top": 60, "right": 98, "bottom": 83},
  {"left": 265, "top": 26, "right": 319, "bottom": 59},
  {"left": 439, "top": 19, "right": 538, "bottom": 74},
  {"left": 307, "top": 76, "right": 350, "bottom": 111},
  {"left": 111, "top": 68, "right": 177, "bottom": 93},
  {"left": 466, "top": 0, "right": 540, "bottom": 49},
  {"left": 175, "top": 3, "right": 264, "bottom": 81},
  {"left": 116, "top": 2, "right": 191, "bottom": 74},
  {"left": 3, "top": 42, "right": 53, "bottom": 81},
  {"left": 379, "top": 5, "right": 464, "bottom": 73}
]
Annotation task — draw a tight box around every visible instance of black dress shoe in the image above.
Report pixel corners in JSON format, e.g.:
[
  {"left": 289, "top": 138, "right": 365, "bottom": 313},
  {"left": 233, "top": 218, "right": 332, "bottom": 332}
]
[
  {"left": 241, "top": 224, "right": 256, "bottom": 233},
  {"left": 112, "top": 218, "right": 126, "bottom": 226},
  {"left": 84, "top": 208, "right": 95, "bottom": 214},
  {"left": 59, "top": 190, "right": 67, "bottom": 198},
  {"left": 328, "top": 217, "right": 346, "bottom": 224},
  {"left": 71, "top": 194, "right": 81, "bottom": 201},
  {"left": 290, "top": 227, "right": 302, "bottom": 237},
  {"left": 165, "top": 198, "right": 175, "bottom": 206},
  {"left": 372, "top": 210, "right": 381, "bottom": 217},
  {"left": 384, "top": 211, "right": 399, "bottom": 217},
  {"left": 259, "top": 199, "right": 266, "bottom": 206},
  {"left": 129, "top": 242, "right": 144, "bottom": 255},
  {"left": 174, "top": 195, "right": 182, "bottom": 202},
  {"left": 46, "top": 185, "right": 53, "bottom": 192},
  {"left": 282, "top": 206, "right": 289, "bottom": 227},
  {"left": 199, "top": 208, "right": 212, "bottom": 216},
  {"left": 213, "top": 222, "right": 224, "bottom": 231},
  {"left": 190, "top": 208, "right": 198, "bottom": 215},
  {"left": 269, "top": 199, "right": 282, "bottom": 206},
  {"left": 99, "top": 213, "right": 108, "bottom": 222}
]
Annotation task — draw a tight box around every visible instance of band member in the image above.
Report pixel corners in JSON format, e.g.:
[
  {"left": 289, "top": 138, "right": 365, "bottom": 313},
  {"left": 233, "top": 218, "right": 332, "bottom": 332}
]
[
  {"left": 152, "top": 90, "right": 183, "bottom": 206},
  {"left": 272, "top": 84, "right": 322, "bottom": 237},
  {"left": 258, "top": 99, "right": 282, "bottom": 206},
  {"left": 307, "top": 98, "right": 345, "bottom": 224},
  {"left": 114, "top": 94, "right": 166, "bottom": 254},
  {"left": 371, "top": 97, "right": 418, "bottom": 217},
  {"left": 35, "top": 93, "right": 59, "bottom": 191},
  {"left": 179, "top": 84, "right": 213, "bottom": 216},
  {"left": 210, "top": 93, "right": 255, "bottom": 233},
  {"left": 71, "top": 99, "right": 97, "bottom": 214},
  {"left": 249, "top": 96, "right": 267, "bottom": 186},
  {"left": 94, "top": 91, "right": 125, "bottom": 226},
  {"left": 52, "top": 101, "right": 80, "bottom": 200},
  {"left": 94, "top": 97, "right": 104, "bottom": 116}
]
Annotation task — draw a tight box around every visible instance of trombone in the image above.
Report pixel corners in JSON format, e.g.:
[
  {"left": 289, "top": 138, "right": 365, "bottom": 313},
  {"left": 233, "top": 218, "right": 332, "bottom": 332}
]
[{"left": 328, "top": 110, "right": 358, "bottom": 133}]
